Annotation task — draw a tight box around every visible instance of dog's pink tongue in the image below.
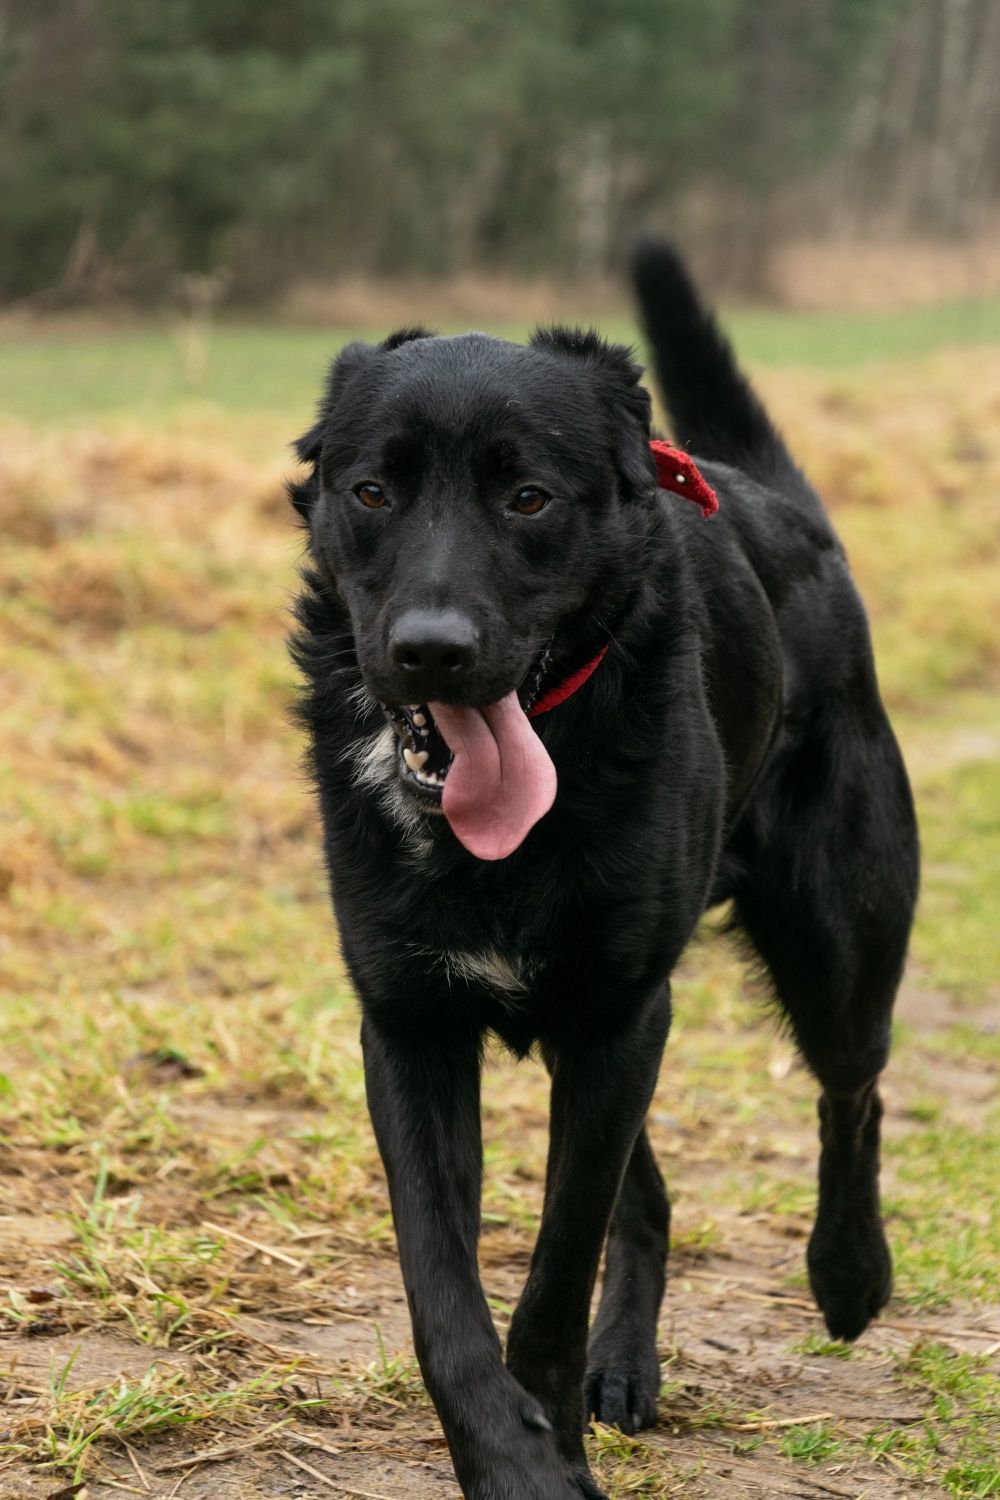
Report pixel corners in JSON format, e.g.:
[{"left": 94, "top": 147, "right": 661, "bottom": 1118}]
[{"left": 429, "top": 692, "right": 557, "bottom": 860}]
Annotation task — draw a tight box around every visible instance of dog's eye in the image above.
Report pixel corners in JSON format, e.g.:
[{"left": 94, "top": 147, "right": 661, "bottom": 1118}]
[
  {"left": 354, "top": 482, "right": 387, "bottom": 510},
  {"left": 512, "top": 487, "right": 550, "bottom": 516}
]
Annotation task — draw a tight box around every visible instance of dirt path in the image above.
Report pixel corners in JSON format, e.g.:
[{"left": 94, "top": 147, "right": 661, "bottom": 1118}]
[
  {"left": 3, "top": 978, "right": 997, "bottom": 1500},
  {"left": 5, "top": 1248, "right": 997, "bottom": 1499}
]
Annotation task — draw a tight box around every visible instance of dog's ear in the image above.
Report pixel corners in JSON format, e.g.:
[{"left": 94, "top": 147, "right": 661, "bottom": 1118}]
[
  {"left": 289, "top": 340, "right": 373, "bottom": 520},
  {"left": 287, "top": 424, "right": 325, "bottom": 523},
  {"left": 531, "top": 327, "right": 656, "bottom": 501},
  {"left": 289, "top": 330, "right": 437, "bottom": 521},
  {"left": 382, "top": 325, "right": 435, "bottom": 351}
]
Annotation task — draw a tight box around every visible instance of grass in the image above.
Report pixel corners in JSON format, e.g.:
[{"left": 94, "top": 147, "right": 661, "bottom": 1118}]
[
  {"left": 861, "top": 1343, "right": 1000, "bottom": 1499},
  {"left": 6, "top": 1356, "right": 318, "bottom": 1484},
  {"left": 2, "top": 296, "right": 1000, "bottom": 424},
  {"left": 889, "top": 1119, "right": 1000, "bottom": 1307},
  {"left": 0, "top": 320, "right": 998, "bottom": 1496},
  {"left": 791, "top": 1332, "right": 854, "bottom": 1359},
  {"left": 778, "top": 1421, "right": 844, "bottom": 1464},
  {"left": 916, "top": 758, "right": 1000, "bottom": 998}
]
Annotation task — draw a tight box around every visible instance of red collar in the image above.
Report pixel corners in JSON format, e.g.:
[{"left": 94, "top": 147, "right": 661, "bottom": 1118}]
[
  {"left": 528, "top": 442, "right": 716, "bottom": 717},
  {"left": 528, "top": 645, "right": 608, "bottom": 718}
]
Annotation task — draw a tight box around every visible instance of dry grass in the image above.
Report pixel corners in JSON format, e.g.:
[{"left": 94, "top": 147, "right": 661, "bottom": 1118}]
[
  {"left": 770, "top": 232, "right": 1000, "bottom": 311},
  {"left": 0, "top": 350, "right": 997, "bottom": 1497},
  {"left": 763, "top": 353, "right": 1000, "bottom": 705},
  {"left": 282, "top": 235, "right": 1000, "bottom": 324}
]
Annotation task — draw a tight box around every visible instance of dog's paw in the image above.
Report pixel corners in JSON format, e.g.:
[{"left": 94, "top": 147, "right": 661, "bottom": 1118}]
[
  {"left": 473, "top": 1457, "right": 607, "bottom": 1500},
  {"left": 567, "top": 1463, "right": 610, "bottom": 1500},
  {"left": 463, "top": 1383, "right": 608, "bottom": 1500},
  {"left": 807, "top": 1215, "right": 892, "bottom": 1342},
  {"left": 585, "top": 1342, "right": 660, "bottom": 1434}
]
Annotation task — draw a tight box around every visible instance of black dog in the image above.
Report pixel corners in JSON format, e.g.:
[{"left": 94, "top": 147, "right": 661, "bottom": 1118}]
[{"left": 289, "top": 242, "right": 919, "bottom": 1499}]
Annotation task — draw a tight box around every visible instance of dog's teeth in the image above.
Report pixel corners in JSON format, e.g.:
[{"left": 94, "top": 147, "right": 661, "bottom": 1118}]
[
  {"left": 412, "top": 765, "right": 445, "bottom": 788},
  {"left": 413, "top": 712, "right": 426, "bottom": 727},
  {"left": 404, "top": 748, "right": 429, "bottom": 772}
]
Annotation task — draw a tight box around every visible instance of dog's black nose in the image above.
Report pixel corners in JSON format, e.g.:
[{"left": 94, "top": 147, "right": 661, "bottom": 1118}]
[{"left": 389, "top": 609, "right": 480, "bottom": 681}]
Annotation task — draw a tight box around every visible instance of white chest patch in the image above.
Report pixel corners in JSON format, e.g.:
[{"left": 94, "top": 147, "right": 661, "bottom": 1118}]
[
  {"left": 410, "top": 943, "right": 535, "bottom": 1002},
  {"left": 443, "top": 947, "right": 531, "bottom": 996}
]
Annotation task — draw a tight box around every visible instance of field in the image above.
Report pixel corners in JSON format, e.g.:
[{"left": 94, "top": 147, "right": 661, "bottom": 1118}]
[{"left": 1, "top": 304, "right": 998, "bottom": 1499}]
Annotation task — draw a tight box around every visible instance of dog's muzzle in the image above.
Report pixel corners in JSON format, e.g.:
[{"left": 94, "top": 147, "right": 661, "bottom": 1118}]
[{"left": 380, "top": 643, "right": 553, "bottom": 805}]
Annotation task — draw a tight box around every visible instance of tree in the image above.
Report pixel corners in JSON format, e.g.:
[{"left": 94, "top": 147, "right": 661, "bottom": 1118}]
[{"left": 0, "top": 0, "right": 989, "bottom": 305}]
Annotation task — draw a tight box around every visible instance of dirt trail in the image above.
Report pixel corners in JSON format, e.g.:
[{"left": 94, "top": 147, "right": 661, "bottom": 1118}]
[
  {"left": 2, "top": 979, "right": 997, "bottom": 1500},
  {"left": 5, "top": 1248, "right": 996, "bottom": 1499}
]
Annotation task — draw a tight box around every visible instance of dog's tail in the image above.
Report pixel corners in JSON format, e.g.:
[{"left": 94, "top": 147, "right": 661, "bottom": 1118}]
[{"left": 632, "top": 237, "right": 812, "bottom": 500}]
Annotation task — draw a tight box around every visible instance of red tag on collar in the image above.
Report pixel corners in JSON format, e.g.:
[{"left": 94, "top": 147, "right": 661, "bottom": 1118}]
[{"left": 649, "top": 440, "right": 718, "bottom": 518}]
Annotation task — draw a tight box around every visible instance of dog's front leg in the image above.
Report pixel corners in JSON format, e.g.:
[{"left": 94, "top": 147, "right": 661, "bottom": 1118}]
[
  {"left": 506, "top": 986, "right": 672, "bottom": 1480},
  {"left": 361, "top": 1015, "right": 599, "bottom": 1500}
]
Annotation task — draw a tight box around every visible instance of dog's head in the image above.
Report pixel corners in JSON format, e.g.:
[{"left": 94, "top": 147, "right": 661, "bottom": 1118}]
[{"left": 291, "top": 327, "right": 657, "bottom": 858}]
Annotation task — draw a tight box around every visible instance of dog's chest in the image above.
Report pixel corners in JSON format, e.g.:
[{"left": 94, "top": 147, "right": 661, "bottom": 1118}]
[
  {"left": 340, "top": 717, "right": 670, "bottom": 1011},
  {"left": 411, "top": 944, "right": 538, "bottom": 1003}
]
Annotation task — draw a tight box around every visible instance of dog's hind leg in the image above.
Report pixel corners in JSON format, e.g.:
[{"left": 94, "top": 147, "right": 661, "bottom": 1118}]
[
  {"left": 731, "top": 709, "right": 919, "bottom": 1341},
  {"left": 584, "top": 1125, "right": 669, "bottom": 1433}
]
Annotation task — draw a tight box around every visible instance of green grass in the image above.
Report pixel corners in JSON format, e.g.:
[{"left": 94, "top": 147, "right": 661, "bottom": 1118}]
[
  {"left": 766, "top": 1343, "right": 1000, "bottom": 1498},
  {"left": 888, "top": 1117, "right": 1000, "bottom": 1306},
  {"left": 779, "top": 1421, "right": 845, "bottom": 1464},
  {"left": 729, "top": 297, "right": 1000, "bottom": 369},
  {"left": 1, "top": 296, "right": 999, "bottom": 424},
  {"left": 5, "top": 1357, "right": 317, "bottom": 1483},
  {"left": 915, "top": 756, "right": 1000, "bottom": 998},
  {"left": 862, "top": 1343, "right": 1000, "bottom": 1499},
  {"left": 791, "top": 1332, "right": 854, "bottom": 1359}
]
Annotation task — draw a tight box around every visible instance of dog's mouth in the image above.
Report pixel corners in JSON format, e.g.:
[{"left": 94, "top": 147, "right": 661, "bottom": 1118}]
[
  {"left": 381, "top": 647, "right": 551, "bottom": 804},
  {"left": 379, "top": 649, "right": 557, "bottom": 861},
  {"left": 384, "top": 702, "right": 454, "bottom": 802}
]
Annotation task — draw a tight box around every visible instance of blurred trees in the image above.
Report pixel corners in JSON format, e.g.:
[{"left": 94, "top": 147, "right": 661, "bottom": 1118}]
[
  {"left": 834, "top": 0, "right": 1000, "bottom": 237},
  {"left": 0, "top": 0, "right": 995, "bottom": 305}
]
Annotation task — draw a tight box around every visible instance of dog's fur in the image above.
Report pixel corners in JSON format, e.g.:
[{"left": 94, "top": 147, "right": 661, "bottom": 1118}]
[{"left": 289, "top": 243, "right": 919, "bottom": 1499}]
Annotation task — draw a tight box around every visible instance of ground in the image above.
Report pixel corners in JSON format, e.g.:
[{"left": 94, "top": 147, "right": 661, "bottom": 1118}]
[{"left": 0, "top": 307, "right": 997, "bottom": 1498}]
